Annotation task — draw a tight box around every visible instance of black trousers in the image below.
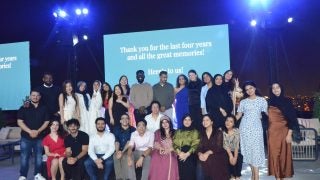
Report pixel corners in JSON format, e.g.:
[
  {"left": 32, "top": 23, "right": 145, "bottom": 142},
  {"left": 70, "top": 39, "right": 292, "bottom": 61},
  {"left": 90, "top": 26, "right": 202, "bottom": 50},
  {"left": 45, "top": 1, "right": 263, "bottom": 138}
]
[
  {"left": 62, "top": 158, "right": 86, "bottom": 180},
  {"left": 188, "top": 105, "right": 202, "bottom": 130},
  {"left": 228, "top": 152, "right": 243, "bottom": 177}
]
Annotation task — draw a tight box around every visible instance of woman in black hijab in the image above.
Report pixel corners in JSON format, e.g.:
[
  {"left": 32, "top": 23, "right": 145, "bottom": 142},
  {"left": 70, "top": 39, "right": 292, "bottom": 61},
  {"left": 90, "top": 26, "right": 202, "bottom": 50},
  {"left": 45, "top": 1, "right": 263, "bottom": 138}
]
[
  {"left": 268, "top": 82, "right": 300, "bottom": 179},
  {"left": 205, "top": 74, "right": 233, "bottom": 129},
  {"left": 173, "top": 113, "right": 200, "bottom": 180}
]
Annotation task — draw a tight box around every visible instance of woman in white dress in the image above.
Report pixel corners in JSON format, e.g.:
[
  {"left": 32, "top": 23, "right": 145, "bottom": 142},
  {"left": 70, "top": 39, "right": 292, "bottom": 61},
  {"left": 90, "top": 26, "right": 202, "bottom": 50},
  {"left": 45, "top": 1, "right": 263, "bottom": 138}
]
[
  {"left": 59, "top": 80, "right": 79, "bottom": 124},
  {"left": 76, "top": 81, "right": 91, "bottom": 133},
  {"left": 235, "top": 81, "right": 267, "bottom": 180},
  {"left": 88, "top": 80, "right": 103, "bottom": 135}
]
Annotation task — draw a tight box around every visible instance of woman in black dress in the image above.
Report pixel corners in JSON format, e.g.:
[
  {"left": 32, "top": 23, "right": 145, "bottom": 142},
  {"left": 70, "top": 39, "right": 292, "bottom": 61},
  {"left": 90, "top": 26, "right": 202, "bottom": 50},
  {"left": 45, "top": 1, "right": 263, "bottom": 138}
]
[
  {"left": 108, "top": 84, "right": 129, "bottom": 131},
  {"left": 205, "top": 74, "right": 233, "bottom": 129}
]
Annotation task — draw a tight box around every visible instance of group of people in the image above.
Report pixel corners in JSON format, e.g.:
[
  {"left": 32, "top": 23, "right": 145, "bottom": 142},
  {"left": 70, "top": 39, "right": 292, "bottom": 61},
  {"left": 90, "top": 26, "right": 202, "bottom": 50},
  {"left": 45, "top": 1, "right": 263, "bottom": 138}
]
[{"left": 17, "top": 70, "right": 300, "bottom": 180}]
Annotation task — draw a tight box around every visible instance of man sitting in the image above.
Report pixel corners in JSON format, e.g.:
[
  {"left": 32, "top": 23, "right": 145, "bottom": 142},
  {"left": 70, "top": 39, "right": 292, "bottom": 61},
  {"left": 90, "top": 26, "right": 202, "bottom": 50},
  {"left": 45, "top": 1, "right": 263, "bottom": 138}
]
[
  {"left": 85, "top": 117, "right": 115, "bottom": 180},
  {"left": 113, "top": 114, "right": 136, "bottom": 180},
  {"left": 62, "top": 119, "right": 89, "bottom": 180}
]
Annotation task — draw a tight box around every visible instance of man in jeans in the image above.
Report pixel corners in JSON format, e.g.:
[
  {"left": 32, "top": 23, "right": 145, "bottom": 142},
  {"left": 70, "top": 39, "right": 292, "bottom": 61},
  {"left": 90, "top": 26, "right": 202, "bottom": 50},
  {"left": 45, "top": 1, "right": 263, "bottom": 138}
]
[
  {"left": 85, "top": 117, "right": 115, "bottom": 180},
  {"left": 17, "top": 90, "right": 50, "bottom": 180}
]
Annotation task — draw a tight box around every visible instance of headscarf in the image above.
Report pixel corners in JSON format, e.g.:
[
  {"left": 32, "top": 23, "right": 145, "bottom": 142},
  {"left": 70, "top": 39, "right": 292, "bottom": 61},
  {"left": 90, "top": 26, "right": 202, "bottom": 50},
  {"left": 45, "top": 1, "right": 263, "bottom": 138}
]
[
  {"left": 268, "top": 82, "right": 300, "bottom": 131},
  {"left": 77, "top": 81, "right": 89, "bottom": 110},
  {"left": 181, "top": 113, "right": 195, "bottom": 131}
]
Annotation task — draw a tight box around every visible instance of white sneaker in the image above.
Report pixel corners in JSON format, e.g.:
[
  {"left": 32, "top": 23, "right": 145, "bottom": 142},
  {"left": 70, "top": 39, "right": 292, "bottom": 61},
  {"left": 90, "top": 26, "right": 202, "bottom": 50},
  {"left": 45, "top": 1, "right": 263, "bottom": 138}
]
[
  {"left": 18, "top": 176, "right": 26, "bottom": 180},
  {"left": 34, "top": 173, "right": 46, "bottom": 180}
]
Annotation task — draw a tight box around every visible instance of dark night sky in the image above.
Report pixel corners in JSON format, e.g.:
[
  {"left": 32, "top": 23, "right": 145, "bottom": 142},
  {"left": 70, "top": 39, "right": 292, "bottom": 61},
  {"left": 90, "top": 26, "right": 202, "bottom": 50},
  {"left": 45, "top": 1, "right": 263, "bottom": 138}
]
[{"left": 0, "top": 0, "right": 319, "bottom": 96}]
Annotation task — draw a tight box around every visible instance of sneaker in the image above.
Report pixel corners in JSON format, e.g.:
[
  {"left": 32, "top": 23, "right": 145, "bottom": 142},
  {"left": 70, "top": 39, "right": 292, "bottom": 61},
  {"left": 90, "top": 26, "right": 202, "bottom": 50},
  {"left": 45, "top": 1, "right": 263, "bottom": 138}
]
[
  {"left": 34, "top": 173, "right": 46, "bottom": 180},
  {"left": 18, "top": 176, "right": 26, "bottom": 180}
]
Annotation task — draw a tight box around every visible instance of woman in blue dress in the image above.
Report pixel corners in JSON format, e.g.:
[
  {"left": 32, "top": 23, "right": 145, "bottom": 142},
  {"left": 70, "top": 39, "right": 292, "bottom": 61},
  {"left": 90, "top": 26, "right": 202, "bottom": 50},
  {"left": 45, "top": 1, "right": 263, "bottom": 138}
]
[{"left": 174, "top": 74, "right": 189, "bottom": 129}]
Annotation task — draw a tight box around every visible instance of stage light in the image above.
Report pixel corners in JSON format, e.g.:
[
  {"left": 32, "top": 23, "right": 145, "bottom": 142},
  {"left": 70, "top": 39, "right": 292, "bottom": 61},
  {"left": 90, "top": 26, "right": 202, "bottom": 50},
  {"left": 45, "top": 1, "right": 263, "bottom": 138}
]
[
  {"left": 75, "top": 8, "right": 82, "bottom": 15},
  {"left": 83, "top": 35, "right": 88, "bottom": 40},
  {"left": 250, "top": 0, "right": 269, "bottom": 8},
  {"left": 82, "top": 8, "right": 89, "bottom": 15},
  {"left": 58, "top": 10, "right": 67, "bottom": 18},
  {"left": 250, "top": 19, "right": 257, "bottom": 27},
  {"left": 73, "top": 35, "right": 79, "bottom": 46},
  {"left": 53, "top": 12, "right": 58, "bottom": 18},
  {"left": 287, "top": 17, "right": 293, "bottom": 23}
]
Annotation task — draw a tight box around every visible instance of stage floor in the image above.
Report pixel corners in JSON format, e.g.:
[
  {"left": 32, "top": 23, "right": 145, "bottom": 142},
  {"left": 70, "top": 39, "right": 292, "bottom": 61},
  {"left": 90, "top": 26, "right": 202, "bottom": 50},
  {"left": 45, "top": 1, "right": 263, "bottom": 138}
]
[{"left": 0, "top": 152, "right": 319, "bottom": 180}]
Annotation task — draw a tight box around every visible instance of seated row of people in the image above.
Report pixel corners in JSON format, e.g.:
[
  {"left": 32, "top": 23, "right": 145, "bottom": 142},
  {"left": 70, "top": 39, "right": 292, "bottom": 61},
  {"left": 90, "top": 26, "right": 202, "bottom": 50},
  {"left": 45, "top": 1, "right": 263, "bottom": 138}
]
[{"left": 41, "top": 113, "right": 242, "bottom": 180}]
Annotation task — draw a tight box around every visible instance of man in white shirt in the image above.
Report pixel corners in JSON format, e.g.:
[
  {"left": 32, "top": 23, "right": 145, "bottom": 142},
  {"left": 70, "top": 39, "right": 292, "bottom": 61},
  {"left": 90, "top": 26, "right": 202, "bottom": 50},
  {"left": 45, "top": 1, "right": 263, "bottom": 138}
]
[
  {"left": 84, "top": 117, "right": 115, "bottom": 180},
  {"left": 144, "top": 101, "right": 163, "bottom": 133},
  {"left": 127, "top": 119, "right": 154, "bottom": 180}
]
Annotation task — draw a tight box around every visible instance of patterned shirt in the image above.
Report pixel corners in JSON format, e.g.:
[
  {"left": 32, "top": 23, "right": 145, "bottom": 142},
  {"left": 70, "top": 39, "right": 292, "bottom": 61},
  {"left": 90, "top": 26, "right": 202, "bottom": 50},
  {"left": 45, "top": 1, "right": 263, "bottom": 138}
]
[{"left": 223, "top": 128, "right": 240, "bottom": 152}]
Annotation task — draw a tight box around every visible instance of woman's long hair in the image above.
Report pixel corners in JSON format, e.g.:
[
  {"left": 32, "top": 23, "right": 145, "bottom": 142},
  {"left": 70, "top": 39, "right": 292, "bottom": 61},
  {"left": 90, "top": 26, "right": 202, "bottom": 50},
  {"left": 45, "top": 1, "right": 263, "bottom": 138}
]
[
  {"left": 62, "top": 80, "right": 78, "bottom": 106},
  {"left": 102, "top": 82, "right": 113, "bottom": 101},
  {"left": 159, "top": 116, "right": 175, "bottom": 140},
  {"left": 201, "top": 72, "right": 213, "bottom": 86},
  {"left": 46, "top": 118, "right": 67, "bottom": 137},
  {"left": 242, "top": 80, "right": 262, "bottom": 98},
  {"left": 118, "top": 75, "right": 130, "bottom": 96},
  {"left": 113, "top": 84, "right": 124, "bottom": 103},
  {"left": 176, "top": 74, "right": 189, "bottom": 88}
]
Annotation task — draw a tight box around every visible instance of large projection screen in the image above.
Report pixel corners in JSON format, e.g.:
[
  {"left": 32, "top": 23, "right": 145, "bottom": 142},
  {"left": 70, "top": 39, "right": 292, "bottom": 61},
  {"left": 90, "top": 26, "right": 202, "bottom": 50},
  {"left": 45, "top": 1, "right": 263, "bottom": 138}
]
[
  {"left": 0, "top": 41, "right": 30, "bottom": 110},
  {"left": 104, "top": 25, "right": 230, "bottom": 86}
]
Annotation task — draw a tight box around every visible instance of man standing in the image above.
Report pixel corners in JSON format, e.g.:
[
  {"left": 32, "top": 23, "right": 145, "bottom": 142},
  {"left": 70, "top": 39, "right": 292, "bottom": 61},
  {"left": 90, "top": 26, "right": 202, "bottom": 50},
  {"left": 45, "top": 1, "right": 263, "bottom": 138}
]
[
  {"left": 152, "top": 71, "right": 174, "bottom": 120},
  {"left": 17, "top": 90, "right": 49, "bottom": 180},
  {"left": 85, "top": 117, "right": 115, "bottom": 180},
  {"left": 35, "top": 72, "right": 60, "bottom": 118},
  {"left": 63, "top": 119, "right": 89, "bottom": 180},
  {"left": 113, "top": 114, "right": 136, "bottom": 180},
  {"left": 130, "top": 70, "right": 153, "bottom": 121}
]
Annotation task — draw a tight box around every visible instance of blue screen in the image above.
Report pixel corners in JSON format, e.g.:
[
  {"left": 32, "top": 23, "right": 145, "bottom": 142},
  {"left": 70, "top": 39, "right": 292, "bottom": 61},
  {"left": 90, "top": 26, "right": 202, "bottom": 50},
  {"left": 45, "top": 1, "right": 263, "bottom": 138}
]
[
  {"left": 0, "top": 41, "right": 30, "bottom": 110},
  {"left": 104, "top": 25, "right": 230, "bottom": 86}
]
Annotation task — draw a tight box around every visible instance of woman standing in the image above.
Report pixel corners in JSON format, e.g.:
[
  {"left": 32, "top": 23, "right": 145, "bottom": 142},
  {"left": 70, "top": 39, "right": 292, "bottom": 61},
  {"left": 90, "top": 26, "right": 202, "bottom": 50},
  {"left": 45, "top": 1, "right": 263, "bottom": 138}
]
[
  {"left": 268, "top": 82, "right": 300, "bottom": 179},
  {"left": 205, "top": 74, "right": 233, "bottom": 129},
  {"left": 223, "top": 70, "right": 234, "bottom": 93},
  {"left": 173, "top": 114, "right": 200, "bottom": 180},
  {"left": 76, "top": 81, "right": 91, "bottom": 133},
  {"left": 174, "top": 74, "right": 189, "bottom": 129},
  {"left": 88, "top": 80, "right": 103, "bottom": 135},
  {"left": 236, "top": 81, "right": 267, "bottom": 180},
  {"left": 42, "top": 119, "right": 66, "bottom": 180},
  {"left": 197, "top": 114, "right": 229, "bottom": 180},
  {"left": 102, "top": 82, "right": 113, "bottom": 129},
  {"left": 58, "top": 80, "right": 79, "bottom": 124},
  {"left": 109, "top": 84, "right": 129, "bottom": 130},
  {"left": 223, "top": 70, "right": 243, "bottom": 115},
  {"left": 200, "top": 72, "right": 213, "bottom": 116},
  {"left": 119, "top": 75, "right": 130, "bottom": 97},
  {"left": 148, "top": 116, "right": 179, "bottom": 180},
  {"left": 187, "top": 70, "right": 203, "bottom": 130}
]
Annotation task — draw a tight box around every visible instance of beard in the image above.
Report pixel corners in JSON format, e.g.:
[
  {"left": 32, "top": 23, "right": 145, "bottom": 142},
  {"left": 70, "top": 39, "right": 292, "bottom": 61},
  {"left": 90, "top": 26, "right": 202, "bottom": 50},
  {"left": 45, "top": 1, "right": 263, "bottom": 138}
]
[
  {"left": 97, "top": 128, "right": 105, "bottom": 132},
  {"left": 138, "top": 80, "right": 144, "bottom": 84}
]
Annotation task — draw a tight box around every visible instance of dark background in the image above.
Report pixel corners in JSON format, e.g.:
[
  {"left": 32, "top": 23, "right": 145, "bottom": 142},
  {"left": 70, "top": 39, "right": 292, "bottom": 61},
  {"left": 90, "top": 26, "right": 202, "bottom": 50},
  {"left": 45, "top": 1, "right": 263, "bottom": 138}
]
[{"left": 0, "top": 0, "right": 319, "bottom": 96}]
